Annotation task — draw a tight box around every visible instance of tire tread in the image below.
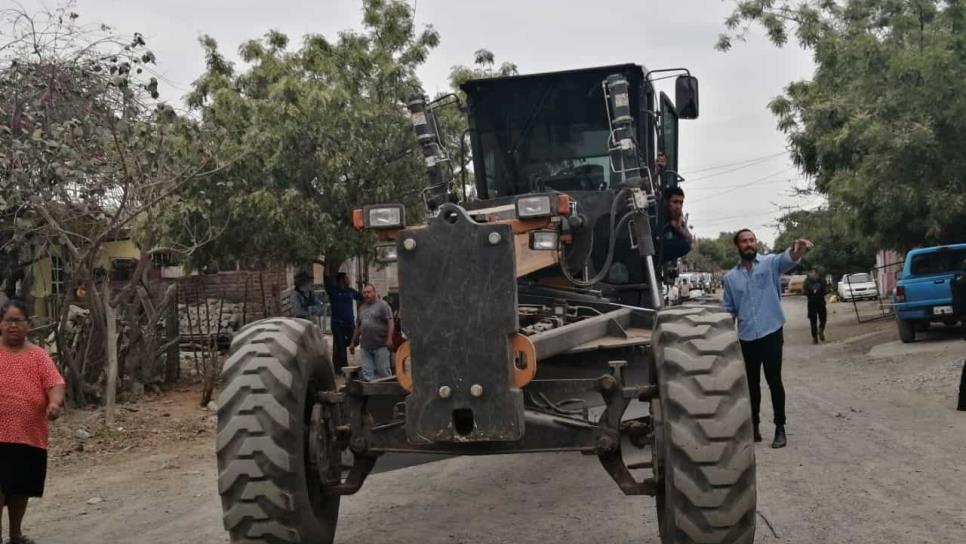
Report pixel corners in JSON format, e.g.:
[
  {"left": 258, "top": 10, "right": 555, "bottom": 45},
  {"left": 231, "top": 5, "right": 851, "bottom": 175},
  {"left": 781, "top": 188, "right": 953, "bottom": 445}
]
[
  {"left": 216, "top": 318, "right": 336, "bottom": 543},
  {"left": 654, "top": 305, "right": 757, "bottom": 544}
]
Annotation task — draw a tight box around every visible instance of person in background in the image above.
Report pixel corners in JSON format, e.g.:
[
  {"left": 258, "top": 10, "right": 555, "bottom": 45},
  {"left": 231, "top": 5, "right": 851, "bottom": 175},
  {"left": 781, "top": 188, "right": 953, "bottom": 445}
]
[
  {"left": 349, "top": 284, "right": 394, "bottom": 381},
  {"left": 324, "top": 271, "right": 362, "bottom": 373},
  {"left": 291, "top": 271, "right": 322, "bottom": 320},
  {"left": 0, "top": 299, "right": 66, "bottom": 544},
  {"left": 804, "top": 268, "right": 828, "bottom": 344},
  {"left": 662, "top": 186, "right": 694, "bottom": 261},
  {"left": 722, "top": 229, "right": 812, "bottom": 449},
  {"left": 951, "top": 263, "right": 966, "bottom": 410}
]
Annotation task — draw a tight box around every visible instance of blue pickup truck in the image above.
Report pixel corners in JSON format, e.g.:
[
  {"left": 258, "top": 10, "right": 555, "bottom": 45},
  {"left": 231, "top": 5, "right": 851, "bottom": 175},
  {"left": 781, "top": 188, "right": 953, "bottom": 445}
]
[{"left": 894, "top": 243, "right": 966, "bottom": 342}]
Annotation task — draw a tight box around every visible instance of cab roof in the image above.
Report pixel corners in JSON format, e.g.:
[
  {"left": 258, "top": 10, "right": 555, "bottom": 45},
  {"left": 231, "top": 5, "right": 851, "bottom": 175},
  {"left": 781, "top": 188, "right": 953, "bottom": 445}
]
[{"left": 460, "top": 63, "right": 647, "bottom": 93}]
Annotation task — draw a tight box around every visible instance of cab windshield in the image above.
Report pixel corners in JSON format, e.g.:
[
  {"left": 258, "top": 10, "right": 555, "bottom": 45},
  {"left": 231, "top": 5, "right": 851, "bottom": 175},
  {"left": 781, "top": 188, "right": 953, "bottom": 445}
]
[{"left": 466, "top": 68, "right": 644, "bottom": 198}]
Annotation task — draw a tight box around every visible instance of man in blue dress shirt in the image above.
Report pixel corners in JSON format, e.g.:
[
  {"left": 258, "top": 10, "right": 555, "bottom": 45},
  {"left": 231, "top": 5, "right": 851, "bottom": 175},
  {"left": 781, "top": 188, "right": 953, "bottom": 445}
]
[{"left": 722, "top": 229, "right": 812, "bottom": 449}]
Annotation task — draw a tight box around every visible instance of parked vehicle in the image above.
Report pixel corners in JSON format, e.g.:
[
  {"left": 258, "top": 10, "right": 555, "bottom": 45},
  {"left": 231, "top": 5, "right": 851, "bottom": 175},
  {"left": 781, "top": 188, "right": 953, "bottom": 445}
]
[
  {"left": 678, "top": 272, "right": 713, "bottom": 297},
  {"left": 837, "top": 272, "right": 878, "bottom": 301},
  {"left": 787, "top": 274, "right": 807, "bottom": 295},
  {"left": 780, "top": 275, "right": 791, "bottom": 293},
  {"left": 894, "top": 244, "right": 966, "bottom": 342}
]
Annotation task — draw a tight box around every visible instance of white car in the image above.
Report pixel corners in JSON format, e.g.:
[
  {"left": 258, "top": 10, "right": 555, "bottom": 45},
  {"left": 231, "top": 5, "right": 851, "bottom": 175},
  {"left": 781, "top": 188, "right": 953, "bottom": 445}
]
[{"left": 838, "top": 272, "right": 879, "bottom": 301}]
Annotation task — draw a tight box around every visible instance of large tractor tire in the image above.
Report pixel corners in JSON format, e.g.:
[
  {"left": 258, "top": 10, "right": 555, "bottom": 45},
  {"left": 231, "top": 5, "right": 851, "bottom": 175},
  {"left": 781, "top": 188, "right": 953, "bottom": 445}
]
[
  {"left": 216, "top": 318, "right": 340, "bottom": 543},
  {"left": 651, "top": 305, "right": 757, "bottom": 544}
]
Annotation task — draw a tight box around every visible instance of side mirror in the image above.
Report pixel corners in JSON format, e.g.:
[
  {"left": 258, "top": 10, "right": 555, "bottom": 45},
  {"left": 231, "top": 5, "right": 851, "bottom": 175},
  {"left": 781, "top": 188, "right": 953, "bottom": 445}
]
[{"left": 675, "top": 75, "right": 699, "bottom": 119}]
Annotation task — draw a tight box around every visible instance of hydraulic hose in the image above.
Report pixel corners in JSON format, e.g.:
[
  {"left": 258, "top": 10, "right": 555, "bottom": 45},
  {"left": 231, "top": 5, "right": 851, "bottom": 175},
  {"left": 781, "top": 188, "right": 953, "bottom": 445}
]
[
  {"left": 559, "top": 188, "right": 633, "bottom": 287},
  {"left": 560, "top": 210, "right": 637, "bottom": 287}
]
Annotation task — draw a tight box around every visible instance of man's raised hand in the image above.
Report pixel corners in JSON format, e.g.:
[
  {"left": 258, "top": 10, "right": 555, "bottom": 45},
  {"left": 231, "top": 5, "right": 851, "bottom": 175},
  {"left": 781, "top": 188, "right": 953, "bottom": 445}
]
[{"left": 791, "top": 239, "right": 814, "bottom": 260}]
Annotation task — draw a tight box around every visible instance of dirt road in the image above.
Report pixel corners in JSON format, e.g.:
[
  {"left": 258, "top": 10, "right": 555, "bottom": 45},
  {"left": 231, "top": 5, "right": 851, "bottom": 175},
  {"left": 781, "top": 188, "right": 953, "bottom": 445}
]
[{"left": 27, "top": 298, "right": 966, "bottom": 543}]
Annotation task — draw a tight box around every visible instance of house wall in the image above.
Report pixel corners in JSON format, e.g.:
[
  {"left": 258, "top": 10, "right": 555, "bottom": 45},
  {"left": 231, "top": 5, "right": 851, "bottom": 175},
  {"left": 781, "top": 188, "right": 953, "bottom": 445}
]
[
  {"left": 99, "top": 240, "right": 140, "bottom": 267},
  {"left": 26, "top": 240, "right": 143, "bottom": 319},
  {"left": 368, "top": 262, "right": 399, "bottom": 296},
  {"left": 875, "top": 249, "right": 902, "bottom": 296},
  {"left": 172, "top": 270, "right": 289, "bottom": 302},
  {"left": 167, "top": 269, "right": 290, "bottom": 327}
]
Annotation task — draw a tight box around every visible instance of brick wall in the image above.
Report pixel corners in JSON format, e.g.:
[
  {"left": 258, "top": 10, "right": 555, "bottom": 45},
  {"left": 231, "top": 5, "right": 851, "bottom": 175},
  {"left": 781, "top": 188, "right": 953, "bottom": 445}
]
[{"left": 168, "top": 270, "right": 290, "bottom": 323}]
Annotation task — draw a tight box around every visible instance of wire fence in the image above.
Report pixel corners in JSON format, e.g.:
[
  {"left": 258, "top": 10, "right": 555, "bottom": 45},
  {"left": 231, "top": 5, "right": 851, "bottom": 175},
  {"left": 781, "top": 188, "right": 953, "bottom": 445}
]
[{"left": 845, "top": 260, "right": 903, "bottom": 324}]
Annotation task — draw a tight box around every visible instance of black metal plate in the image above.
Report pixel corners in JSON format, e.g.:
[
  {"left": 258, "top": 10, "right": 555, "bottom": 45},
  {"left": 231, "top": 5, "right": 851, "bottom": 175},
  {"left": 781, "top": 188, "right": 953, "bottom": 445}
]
[{"left": 398, "top": 204, "right": 523, "bottom": 443}]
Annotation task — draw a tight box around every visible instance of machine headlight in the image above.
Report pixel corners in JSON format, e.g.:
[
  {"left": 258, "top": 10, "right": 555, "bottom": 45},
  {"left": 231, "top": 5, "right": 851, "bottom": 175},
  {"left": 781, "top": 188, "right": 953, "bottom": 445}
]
[
  {"left": 529, "top": 230, "right": 559, "bottom": 251},
  {"left": 361, "top": 204, "right": 405, "bottom": 229},
  {"left": 376, "top": 243, "right": 398, "bottom": 263},
  {"left": 516, "top": 195, "right": 553, "bottom": 219}
]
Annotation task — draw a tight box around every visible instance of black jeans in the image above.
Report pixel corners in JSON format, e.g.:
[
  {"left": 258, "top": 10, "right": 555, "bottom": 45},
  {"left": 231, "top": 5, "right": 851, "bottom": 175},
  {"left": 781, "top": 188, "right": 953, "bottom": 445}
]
[
  {"left": 331, "top": 321, "right": 355, "bottom": 372},
  {"left": 807, "top": 300, "right": 827, "bottom": 339},
  {"left": 740, "top": 328, "right": 786, "bottom": 426}
]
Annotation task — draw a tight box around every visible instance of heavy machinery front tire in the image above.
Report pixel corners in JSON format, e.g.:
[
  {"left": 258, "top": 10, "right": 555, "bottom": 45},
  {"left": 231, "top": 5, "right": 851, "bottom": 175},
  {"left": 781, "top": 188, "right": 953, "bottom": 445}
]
[
  {"left": 652, "top": 305, "right": 757, "bottom": 544},
  {"left": 896, "top": 316, "right": 916, "bottom": 343},
  {"left": 216, "top": 318, "right": 339, "bottom": 543}
]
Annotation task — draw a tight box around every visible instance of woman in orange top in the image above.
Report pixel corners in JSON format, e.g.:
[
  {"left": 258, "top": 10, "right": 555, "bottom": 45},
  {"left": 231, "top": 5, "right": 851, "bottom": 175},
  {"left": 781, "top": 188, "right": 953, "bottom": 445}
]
[{"left": 0, "top": 300, "right": 65, "bottom": 544}]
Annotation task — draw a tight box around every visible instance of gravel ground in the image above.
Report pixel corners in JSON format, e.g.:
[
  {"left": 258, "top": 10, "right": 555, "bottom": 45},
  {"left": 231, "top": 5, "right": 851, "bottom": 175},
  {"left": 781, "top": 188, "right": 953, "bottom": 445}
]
[{"left": 23, "top": 297, "right": 966, "bottom": 544}]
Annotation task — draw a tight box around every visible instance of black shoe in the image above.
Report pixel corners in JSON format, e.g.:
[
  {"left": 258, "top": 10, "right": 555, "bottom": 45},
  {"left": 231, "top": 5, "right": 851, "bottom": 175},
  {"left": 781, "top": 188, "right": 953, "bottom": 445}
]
[
  {"left": 753, "top": 425, "right": 762, "bottom": 443},
  {"left": 812, "top": 336, "right": 818, "bottom": 344},
  {"left": 819, "top": 330, "right": 826, "bottom": 342},
  {"left": 772, "top": 425, "right": 787, "bottom": 449}
]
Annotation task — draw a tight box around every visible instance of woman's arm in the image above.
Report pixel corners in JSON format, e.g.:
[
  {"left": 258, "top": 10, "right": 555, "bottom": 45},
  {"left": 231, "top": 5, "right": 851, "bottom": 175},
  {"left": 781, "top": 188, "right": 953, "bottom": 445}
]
[{"left": 47, "top": 384, "right": 66, "bottom": 420}]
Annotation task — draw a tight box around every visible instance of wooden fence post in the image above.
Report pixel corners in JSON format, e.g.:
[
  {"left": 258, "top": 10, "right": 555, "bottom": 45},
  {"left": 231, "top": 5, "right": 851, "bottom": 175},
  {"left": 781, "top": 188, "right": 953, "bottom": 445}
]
[
  {"left": 104, "top": 282, "right": 119, "bottom": 428},
  {"left": 165, "top": 284, "right": 180, "bottom": 384}
]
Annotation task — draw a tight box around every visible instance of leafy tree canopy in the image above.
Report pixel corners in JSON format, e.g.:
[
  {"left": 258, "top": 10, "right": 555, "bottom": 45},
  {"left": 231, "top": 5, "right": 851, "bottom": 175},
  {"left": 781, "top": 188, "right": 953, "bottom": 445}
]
[
  {"left": 429, "top": 49, "right": 518, "bottom": 200},
  {"left": 0, "top": 2, "right": 214, "bottom": 275},
  {"left": 166, "top": 0, "right": 440, "bottom": 268},
  {"left": 0, "top": 2, "right": 217, "bottom": 403},
  {"left": 773, "top": 205, "right": 876, "bottom": 277},
  {"left": 682, "top": 231, "right": 772, "bottom": 272},
  {"left": 719, "top": 0, "right": 966, "bottom": 250}
]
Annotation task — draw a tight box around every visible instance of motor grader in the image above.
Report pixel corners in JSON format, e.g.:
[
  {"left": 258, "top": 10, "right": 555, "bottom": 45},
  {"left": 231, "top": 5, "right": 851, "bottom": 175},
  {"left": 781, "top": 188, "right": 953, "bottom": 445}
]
[{"left": 215, "top": 63, "right": 757, "bottom": 544}]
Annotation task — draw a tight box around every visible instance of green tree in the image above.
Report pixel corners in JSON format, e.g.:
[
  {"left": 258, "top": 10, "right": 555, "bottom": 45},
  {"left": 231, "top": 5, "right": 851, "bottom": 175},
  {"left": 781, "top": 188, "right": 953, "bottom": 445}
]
[
  {"left": 682, "top": 232, "right": 735, "bottom": 271},
  {"left": 167, "top": 0, "right": 439, "bottom": 270},
  {"left": 431, "top": 49, "right": 518, "bottom": 199},
  {"left": 0, "top": 3, "right": 216, "bottom": 402},
  {"left": 681, "top": 231, "right": 773, "bottom": 271},
  {"left": 718, "top": 0, "right": 966, "bottom": 250},
  {"left": 773, "top": 205, "right": 876, "bottom": 277}
]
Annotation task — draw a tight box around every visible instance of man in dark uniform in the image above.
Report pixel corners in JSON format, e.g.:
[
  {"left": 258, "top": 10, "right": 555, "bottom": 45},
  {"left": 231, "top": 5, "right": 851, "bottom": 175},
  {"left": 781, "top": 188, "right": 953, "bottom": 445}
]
[
  {"left": 804, "top": 268, "right": 828, "bottom": 343},
  {"left": 653, "top": 151, "right": 693, "bottom": 262},
  {"left": 325, "top": 271, "right": 362, "bottom": 373},
  {"left": 661, "top": 186, "right": 694, "bottom": 261},
  {"left": 951, "top": 260, "right": 966, "bottom": 410}
]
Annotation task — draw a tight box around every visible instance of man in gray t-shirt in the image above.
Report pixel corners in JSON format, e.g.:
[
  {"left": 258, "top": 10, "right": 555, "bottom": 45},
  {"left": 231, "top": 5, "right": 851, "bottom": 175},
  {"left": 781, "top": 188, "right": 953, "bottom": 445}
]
[{"left": 350, "top": 284, "right": 394, "bottom": 381}]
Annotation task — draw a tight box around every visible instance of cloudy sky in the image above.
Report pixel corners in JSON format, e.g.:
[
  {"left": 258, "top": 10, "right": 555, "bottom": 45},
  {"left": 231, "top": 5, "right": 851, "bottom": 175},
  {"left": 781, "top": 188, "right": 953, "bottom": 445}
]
[{"left": 23, "top": 0, "right": 823, "bottom": 246}]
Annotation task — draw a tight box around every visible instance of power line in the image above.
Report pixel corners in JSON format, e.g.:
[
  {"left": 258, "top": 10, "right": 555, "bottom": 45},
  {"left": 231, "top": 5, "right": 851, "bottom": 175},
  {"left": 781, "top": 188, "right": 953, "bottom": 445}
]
[
  {"left": 682, "top": 154, "right": 789, "bottom": 183},
  {"left": 695, "top": 201, "right": 825, "bottom": 228},
  {"left": 697, "top": 209, "right": 780, "bottom": 226},
  {"left": 688, "top": 167, "right": 798, "bottom": 204},
  {"left": 695, "top": 176, "right": 790, "bottom": 193},
  {"left": 680, "top": 151, "right": 787, "bottom": 176}
]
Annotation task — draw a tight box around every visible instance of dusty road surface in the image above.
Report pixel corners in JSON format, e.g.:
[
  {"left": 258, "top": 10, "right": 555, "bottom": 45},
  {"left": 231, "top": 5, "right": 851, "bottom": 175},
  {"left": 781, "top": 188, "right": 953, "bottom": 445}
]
[{"left": 27, "top": 297, "right": 966, "bottom": 543}]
